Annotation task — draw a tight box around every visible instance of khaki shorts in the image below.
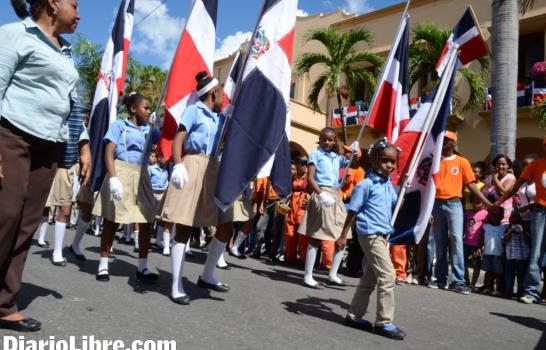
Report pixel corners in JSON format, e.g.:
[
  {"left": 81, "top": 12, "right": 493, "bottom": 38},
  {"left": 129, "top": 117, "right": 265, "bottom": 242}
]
[{"left": 46, "top": 164, "right": 79, "bottom": 207}]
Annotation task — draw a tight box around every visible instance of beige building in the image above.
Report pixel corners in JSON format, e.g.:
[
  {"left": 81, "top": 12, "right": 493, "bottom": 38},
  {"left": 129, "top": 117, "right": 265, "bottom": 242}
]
[{"left": 213, "top": 0, "right": 546, "bottom": 162}]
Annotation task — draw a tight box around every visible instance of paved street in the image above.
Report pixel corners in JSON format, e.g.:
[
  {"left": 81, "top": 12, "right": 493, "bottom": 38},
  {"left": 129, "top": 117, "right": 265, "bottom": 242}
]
[{"left": 2, "top": 226, "right": 545, "bottom": 350}]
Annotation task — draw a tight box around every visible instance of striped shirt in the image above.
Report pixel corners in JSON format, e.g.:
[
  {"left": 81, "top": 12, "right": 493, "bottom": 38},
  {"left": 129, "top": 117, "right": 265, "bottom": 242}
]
[{"left": 58, "top": 100, "right": 88, "bottom": 168}]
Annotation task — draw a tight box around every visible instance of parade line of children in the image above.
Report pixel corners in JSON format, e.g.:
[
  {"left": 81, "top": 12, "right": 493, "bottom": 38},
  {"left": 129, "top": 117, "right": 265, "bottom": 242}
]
[{"left": 26, "top": 74, "right": 546, "bottom": 340}]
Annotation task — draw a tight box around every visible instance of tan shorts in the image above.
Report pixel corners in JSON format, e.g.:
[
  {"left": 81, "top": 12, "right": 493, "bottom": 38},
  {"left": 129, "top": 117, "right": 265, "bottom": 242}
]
[{"left": 46, "top": 164, "right": 79, "bottom": 207}]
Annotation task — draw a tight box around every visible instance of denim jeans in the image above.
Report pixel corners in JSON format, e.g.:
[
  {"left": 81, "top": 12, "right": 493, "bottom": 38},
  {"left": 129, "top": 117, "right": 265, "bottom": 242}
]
[
  {"left": 523, "top": 206, "right": 546, "bottom": 300},
  {"left": 432, "top": 199, "right": 465, "bottom": 286}
]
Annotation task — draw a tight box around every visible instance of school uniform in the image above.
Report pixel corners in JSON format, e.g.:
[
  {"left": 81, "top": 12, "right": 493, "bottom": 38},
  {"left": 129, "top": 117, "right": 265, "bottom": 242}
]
[
  {"left": 347, "top": 172, "right": 398, "bottom": 326},
  {"left": 92, "top": 119, "right": 159, "bottom": 224},
  {"left": 160, "top": 101, "right": 225, "bottom": 227},
  {"left": 298, "top": 148, "right": 349, "bottom": 241}
]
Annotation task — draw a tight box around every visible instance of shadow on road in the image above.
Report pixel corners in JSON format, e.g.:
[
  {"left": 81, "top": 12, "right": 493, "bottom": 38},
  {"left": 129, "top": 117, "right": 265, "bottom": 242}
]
[
  {"left": 490, "top": 312, "right": 546, "bottom": 350},
  {"left": 18, "top": 282, "right": 63, "bottom": 311},
  {"left": 282, "top": 296, "right": 349, "bottom": 325}
]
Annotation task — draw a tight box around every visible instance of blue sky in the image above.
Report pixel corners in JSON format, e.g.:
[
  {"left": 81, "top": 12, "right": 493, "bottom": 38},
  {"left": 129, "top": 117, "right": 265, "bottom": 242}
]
[{"left": 0, "top": 0, "right": 402, "bottom": 68}]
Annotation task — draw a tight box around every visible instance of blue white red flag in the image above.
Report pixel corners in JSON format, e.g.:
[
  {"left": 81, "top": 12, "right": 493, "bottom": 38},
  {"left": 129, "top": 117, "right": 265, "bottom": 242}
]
[
  {"left": 157, "top": 0, "right": 218, "bottom": 160},
  {"left": 390, "top": 61, "right": 458, "bottom": 244},
  {"left": 367, "top": 14, "right": 410, "bottom": 143},
  {"left": 224, "top": 50, "right": 243, "bottom": 102},
  {"left": 215, "top": 0, "right": 298, "bottom": 210},
  {"left": 436, "top": 6, "right": 488, "bottom": 76},
  {"left": 88, "top": 0, "right": 134, "bottom": 191}
]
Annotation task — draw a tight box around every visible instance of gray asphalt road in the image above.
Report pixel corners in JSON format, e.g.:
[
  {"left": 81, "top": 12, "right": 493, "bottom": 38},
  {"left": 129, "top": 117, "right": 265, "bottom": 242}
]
[{"left": 2, "top": 226, "right": 545, "bottom": 350}]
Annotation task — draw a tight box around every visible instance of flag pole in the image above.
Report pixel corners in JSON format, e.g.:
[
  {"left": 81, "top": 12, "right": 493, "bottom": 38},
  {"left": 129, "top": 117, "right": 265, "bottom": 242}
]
[
  {"left": 390, "top": 46, "right": 459, "bottom": 225},
  {"left": 339, "top": 0, "right": 411, "bottom": 187}
]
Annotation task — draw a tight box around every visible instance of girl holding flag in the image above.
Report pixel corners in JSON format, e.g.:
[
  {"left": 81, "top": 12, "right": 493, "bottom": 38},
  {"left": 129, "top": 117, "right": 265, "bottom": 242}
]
[
  {"left": 92, "top": 93, "right": 160, "bottom": 282},
  {"left": 298, "top": 127, "right": 359, "bottom": 288},
  {"left": 160, "top": 71, "right": 232, "bottom": 305}
]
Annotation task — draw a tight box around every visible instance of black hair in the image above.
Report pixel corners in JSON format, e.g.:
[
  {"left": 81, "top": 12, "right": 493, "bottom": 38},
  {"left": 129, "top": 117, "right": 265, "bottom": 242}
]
[
  {"left": 122, "top": 93, "right": 149, "bottom": 114},
  {"left": 195, "top": 71, "right": 216, "bottom": 102},
  {"left": 296, "top": 155, "right": 308, "bottom": 165},
  {"left": 318, "top": 127, "right": 339, "bottom": 153},
  {"left": 366, "top": 138, "right": 399, "bottom": 175},
  {"left": 492, "top": 153, "right": 513, "bottom": 168},
  {"left": 11, "top": 0, "right": 47, "bottom": 19}
]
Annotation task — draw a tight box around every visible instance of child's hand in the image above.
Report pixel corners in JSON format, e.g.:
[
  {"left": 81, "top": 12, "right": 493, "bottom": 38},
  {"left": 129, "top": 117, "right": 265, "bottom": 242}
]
[
  {"left": 475, "top": 248, "right": 482, "bottom": 258},
  {"left": 335, "top": 237, "right": 347, "bottom": 251}
]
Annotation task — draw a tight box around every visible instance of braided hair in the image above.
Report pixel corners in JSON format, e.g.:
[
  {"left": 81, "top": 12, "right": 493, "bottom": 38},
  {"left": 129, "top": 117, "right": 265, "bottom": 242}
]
[
  {"left": 122, "top": 92, "right": 149, "bottom": 115},
  {"left": 366, "top": 137, "right": 400, "bottom": 176}
]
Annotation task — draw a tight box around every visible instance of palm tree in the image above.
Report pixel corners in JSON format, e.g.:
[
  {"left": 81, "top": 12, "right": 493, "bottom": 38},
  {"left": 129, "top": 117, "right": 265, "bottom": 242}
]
[
  {"left": 409, "top": 23, "right": 490, "bottom": 112},
  {"left": 490, "top": 0, "right": 534, "bottom": 159},
  {"left": 72, "top": 34, "right": 103, "bottom": 106},
  {"left": 295, "top": 27, "right": 383, "bottom": 143}
]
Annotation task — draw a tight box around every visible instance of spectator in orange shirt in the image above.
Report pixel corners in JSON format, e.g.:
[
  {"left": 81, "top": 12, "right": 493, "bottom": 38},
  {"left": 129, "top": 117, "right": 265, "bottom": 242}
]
[
  {"left": 284, "top": 157, "right": 310, "bottom": 265},
  {"left": 497, "top": 136, "right": 546, "bottom": 304},
  {"left": 429, "top": 131, "right": 491, "bottom": 294}
]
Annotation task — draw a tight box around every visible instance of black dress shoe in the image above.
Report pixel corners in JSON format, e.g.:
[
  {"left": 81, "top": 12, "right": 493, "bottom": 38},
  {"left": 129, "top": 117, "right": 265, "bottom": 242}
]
[
  {"left": 0, "top": 317, "right": 41, "bottom": 332},
  {"left": 170, "top": 295, "right": 191, "bottom": 305},
  {"left": 344, "top": 314, "right": 374, "bottom": 332},
  {"left": 216, "top": 264, "right": 232, "bottom": 270},
  {"left": 228, "top": 250, "right": 247, "bottom": 260},
  {"left": 69, "top": 246, "right": 86, "bottom": 261},
  {"left": 136, "top": 269, "right": 159, "bottom": 282},
  {"left": 52, "top": 259, "right": 67, "bottom": 267},
  {"left": 302, "top": 281, "right": 324, "bottom": 290},
  {"left": 96, "top": 270, "right": 110, "bottom": 282},
  {"left": 37, "top": 241, "right": 50, "bottom": 248},
  {"left": 197, "top": 276, "right": 230, "bottom": 292},
  {"left": 374, "top": 324, "right": 406, "bottom": 340},
  {"left": 327, "top": 279, "right": 346, "bottom": 287}
]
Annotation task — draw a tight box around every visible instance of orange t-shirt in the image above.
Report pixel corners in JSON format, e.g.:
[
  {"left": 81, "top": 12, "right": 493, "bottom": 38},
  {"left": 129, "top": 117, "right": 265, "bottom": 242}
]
[
  {"left": 252, "top": 177, "right": 279, "bottom": 201},
  {"left": 521, "top": 158, "right": 546, "bottom": 206},
  {"left": 341, "top": 167, "right": 365, "bottom": 197},
  {"left": 435, "top": 155, "right": 476, "bottom": 199}
]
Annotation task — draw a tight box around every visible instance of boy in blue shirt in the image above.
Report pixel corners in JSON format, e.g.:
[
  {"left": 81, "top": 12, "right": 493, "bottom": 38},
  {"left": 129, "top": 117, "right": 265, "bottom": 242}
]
[{"left": 337, "top": 139, "right": 406, "bottom": 340}]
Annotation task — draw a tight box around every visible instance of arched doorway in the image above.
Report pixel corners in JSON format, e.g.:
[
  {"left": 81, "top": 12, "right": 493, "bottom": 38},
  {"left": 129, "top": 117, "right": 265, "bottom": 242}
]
[{"left": 290, "top": 141, "right": 308, "bottom": 161}]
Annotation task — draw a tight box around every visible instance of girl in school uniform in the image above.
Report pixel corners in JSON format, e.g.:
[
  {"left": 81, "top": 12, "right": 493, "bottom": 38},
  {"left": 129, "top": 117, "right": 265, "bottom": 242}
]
[
  {"left": 92, "top": 93, "right": 160, "bottom": 282},
  {"left": 160, "top": 72, "right": 231, "bottom": 305},
  {"left": 298, "top": 127, "right": 359, "bottom": 288},
  {"left": 337, "top": 139, "right": 406, "bottom": 340}
]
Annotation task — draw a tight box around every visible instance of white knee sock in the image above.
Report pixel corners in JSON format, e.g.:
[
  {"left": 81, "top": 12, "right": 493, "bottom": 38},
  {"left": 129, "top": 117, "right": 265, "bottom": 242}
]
[
  {"left": 53, "top": 222, "right": 67, "bottom": 262},
  {"left": 36, "top": 216, "right": 49, "bottom": 244},
  {"left": 98, "top": 256, "right": 109, "bottom": 274},
  {"left": 124, "top": 224, "right": 132, "bottom": 241},
  {"left": 72, "top": 216, "right": 89, "bottom": 255},
  {"left": 134, "top": 231, "right": 140, "bottom": 249},
  {"left": 202, "top": 237, "right": 226, "bottom": 285},
  {"left": 217, "top": 252, "right": 228, "bottom": 268},
  {"left": 94, "top": 217, "right": 102, "bottom": 236},
  {"left": 185, "top": 237, "right": 193, "bottom": 255},
  {"left": 155, "top": 226, "right": 164, "bottom": 246},
  {"left": 329, "top": 249, "right": 345, "bottom": 283},
  {"left": 163, "top": 231, "right": 171, "bottom": 255},
  {"left": 304, "top": 245, "right": 319, "bottom": 285},
  {"left": 230, "top": 231, "right": 247, "bottom": 255},
  {"left": 171, "top": 241, "right": 187, "bottom": 298}
]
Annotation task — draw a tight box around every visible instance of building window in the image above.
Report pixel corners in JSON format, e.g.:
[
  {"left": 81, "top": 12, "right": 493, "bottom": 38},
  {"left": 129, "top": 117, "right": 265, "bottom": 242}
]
[
  {"left": 290, "top": 81, "right": 296, "bottom": 99},
  {"left": 518, "top": 32, "right": 545, "bottom": 82}
]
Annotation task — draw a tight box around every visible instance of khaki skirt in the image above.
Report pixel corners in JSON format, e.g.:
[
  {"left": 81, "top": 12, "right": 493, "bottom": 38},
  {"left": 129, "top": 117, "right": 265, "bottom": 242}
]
[
  {"left": 77, "top": 184, "right": 96, "bottom": 206},
  {"left": 92, "top": 160, "right": 156, "bottom": 224},
  {"left": 298, "top": 187, "right": 348, "bottom": 241},
  {"left": 160, "top": 154, "right": 219, "bottom": 227}
]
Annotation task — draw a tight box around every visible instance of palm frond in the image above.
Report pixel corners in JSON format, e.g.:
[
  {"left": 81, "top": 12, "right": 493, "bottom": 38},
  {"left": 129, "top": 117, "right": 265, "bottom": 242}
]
[
  {"left": 519, "top": 0, "right": 535, "bottom": 14},
  {"left": 347, "top": 51, "right": 383, "bottom": 68},
  {"left": 458, "top": 67, "right": 486, "bottom": 112},
  {"left": 295, "top": 52, "right": 331, "bottom": 75},
  {"left": 307, "top": 74, "right": 328, "bottom": 113}
]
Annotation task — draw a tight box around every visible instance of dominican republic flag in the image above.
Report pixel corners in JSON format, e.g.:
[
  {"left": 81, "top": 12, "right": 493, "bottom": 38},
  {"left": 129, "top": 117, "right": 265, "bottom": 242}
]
[
  {"left": 436, "top": 6, "right": 488, "bottom": 77},
  {"left": 157, "top": 0, "right": 218, "bottom": 160},
  {"left": 215, "top": 0, "right": 298, "bottom": 210},
  {"left": 366, "top": 14, "right": 410, "bottom": 143},
  {"left": 332, "top": 106, "right": 364, "bottom": 127},
  {"left": 224, "top": 49, "right": 243, "bottom": 103},
  {"left": 88, "top": 0, "right": 134, "bottom": 191},
  {"left": 390, "top": 62, "right": 458, "bottom": 244}
]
